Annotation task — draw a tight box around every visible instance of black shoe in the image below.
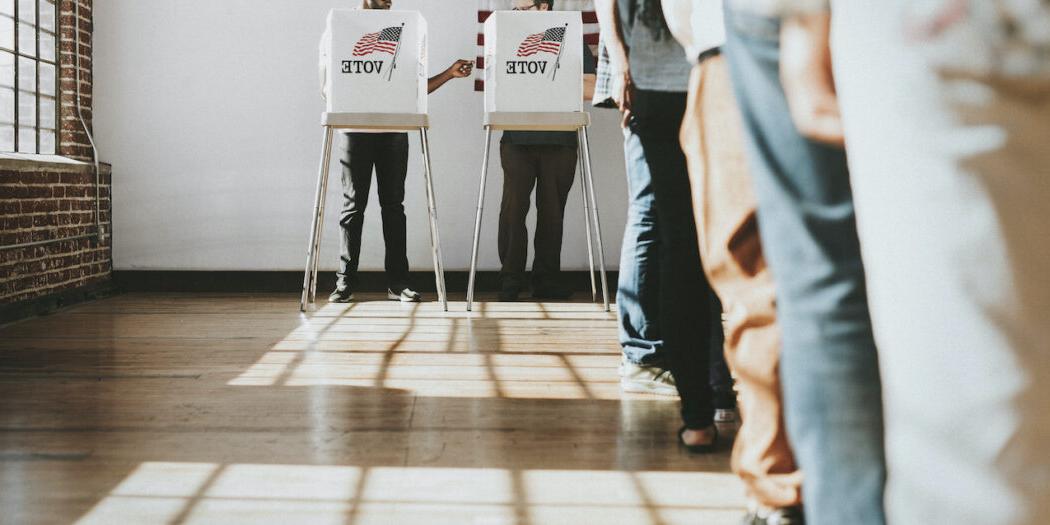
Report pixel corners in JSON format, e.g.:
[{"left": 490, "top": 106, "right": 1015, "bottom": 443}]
[
  {"left": 677, "top": 425, "right": 718, "bottom": 454},
  {"left": 498, "top": 283, "right": 521, "bottom": 302},
  {"left": 741, "top": 505, "right": 805, "bottom": 525},
  {"left": 328, "top": 287, "right": 354, "bottom": 303},
  {"left": 532, "top": 284, "right": 572, "bottom": 300}
]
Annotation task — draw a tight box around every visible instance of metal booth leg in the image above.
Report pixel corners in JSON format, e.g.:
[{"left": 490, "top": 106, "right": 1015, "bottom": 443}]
[
  {"left": 301, "top": 126, "right": 335, "bottom": 312},
  {"left": 580, "top": 127, "right": 610, "bottom": 312},
  {"left": 419, "top": 128, "right": 448, "bottom": 312},
  {"left": 310, "top": 127, "right": 336, "bottom": 306},
  {"left": 466, "top": 127, "right": 494, "bottom": 312},
  {"left": 579, "top": 148, "right": 597, "bottom": 302}
]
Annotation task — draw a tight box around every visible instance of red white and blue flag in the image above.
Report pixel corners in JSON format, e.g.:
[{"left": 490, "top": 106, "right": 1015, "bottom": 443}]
[
  {"left": 352, "top": 26, "right": 403, "bottom": 56},
  {"left": 516, "top": 26, "right": 566, "bottom": 57}
]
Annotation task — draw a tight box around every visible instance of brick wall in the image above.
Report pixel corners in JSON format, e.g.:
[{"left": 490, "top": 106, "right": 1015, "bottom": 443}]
[
  {"left": 59, "top": 0, "right": 94, "bottom": 161},
  {"left": 0, "top": 161, "right": 111, "bottom": 305},
  {"left": 0, "top": 0, "right": 110, "bottom": 315}
]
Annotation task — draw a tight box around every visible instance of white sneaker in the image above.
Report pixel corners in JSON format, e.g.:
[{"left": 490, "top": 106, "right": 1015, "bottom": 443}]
[
  {"left": 620, "top": 360, "right": 678, "bottom": 396},
  {"left": 387, "top": 287, "right": 422, "bottom": 302},
  {"left": 715, "top": 408, "right": 738, "bottom": 423}
]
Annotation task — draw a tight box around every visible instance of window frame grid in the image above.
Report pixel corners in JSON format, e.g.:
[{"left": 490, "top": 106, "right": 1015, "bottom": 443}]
[{"left": 1, "top": 0, "right": 60, "bottom": 154}]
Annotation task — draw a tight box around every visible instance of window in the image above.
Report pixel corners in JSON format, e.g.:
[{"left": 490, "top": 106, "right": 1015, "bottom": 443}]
[{"left": 1, "top": 0, "right": 58, "bottom": 154}]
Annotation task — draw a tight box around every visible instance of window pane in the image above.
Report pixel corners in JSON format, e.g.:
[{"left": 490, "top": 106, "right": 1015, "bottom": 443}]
[
  {"left": 1, "top": 0, "right": 14, "bottom": 16},
  {"left": 39, "top": 60, "right": 52, "bottom": 94},
  {"left": 38, "top": 94, "right": 52, "bottom": 127},
  {"left": 38, "top": 0, "right": 53, "bottom": 31},
  {"left": 38, "top": 127, "right": 53, "bottom": 154},
  {"left": 17, "top": 126, "right": 34, "bottom": 152},
  {"left": 16, "top": 54, "right": 32, "bottom": 90},
  {"left": 0, "top": 86, "right": 12, "bottom": 123},
  {"left": 0, "top": 14, "right": 13, "bottom": 49},
  {"left": 0, "top": 124, "right": 13, "bottom": 151},
  {"left": 39, "top": 24, "right": 53, "bottom": 61},
  {"left": 17, "top": 89, "right": 34, "bottom": 125},
  {"left": 0, "top": 50, "right": 12, "bottom": 87},
  {"left": 17, "top": 21, "right": 33, "bottom": 56},
  {"left": 16, "top": 0, "right": 33, "bottom": 24}
]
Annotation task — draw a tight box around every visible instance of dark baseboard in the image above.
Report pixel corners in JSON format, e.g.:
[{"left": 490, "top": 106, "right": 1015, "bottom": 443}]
[
  {"left": 1, "top": 280, "right": 117, "bottom": 326},
  {"left": 113, "top": 270, "right": 619, "bottom": 295}
]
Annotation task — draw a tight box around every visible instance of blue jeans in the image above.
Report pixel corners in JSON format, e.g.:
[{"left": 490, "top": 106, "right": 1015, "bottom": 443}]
[
  {"left": 617, "top": 128, "right": 664, "bottom": 366},
  {"left": 723, "top": 6, "right": 886, "bottom": 523}
]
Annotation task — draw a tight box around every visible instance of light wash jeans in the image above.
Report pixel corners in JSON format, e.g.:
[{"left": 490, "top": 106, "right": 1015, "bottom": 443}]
[
  {"left": 617, "top": 128, "right": 665, "bottom": 366},
  {"left": 723, "top": 5, "right": 886, "bottom": 524},
  {"left": 833, "top": 3, "right": 1050, "bottom": 522}
]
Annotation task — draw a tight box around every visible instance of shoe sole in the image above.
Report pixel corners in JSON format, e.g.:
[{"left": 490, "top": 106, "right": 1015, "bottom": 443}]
[
  {"left": 620, "top": 380, "right": 679, "bottom": 397},
  {"left": 387, "top": 292, "right": 421, "bottom": 303}
]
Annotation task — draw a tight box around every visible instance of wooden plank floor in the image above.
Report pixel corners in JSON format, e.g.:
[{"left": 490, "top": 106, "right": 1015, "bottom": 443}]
[{"left": 0, "top": 293, "right": 745, "bottom": 524}]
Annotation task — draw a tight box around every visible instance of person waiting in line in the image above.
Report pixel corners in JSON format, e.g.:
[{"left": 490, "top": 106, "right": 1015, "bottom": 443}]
[
  {"left": 319, "top": 0, "right": 475, "bottom": 303},
  {"left": 662, "top": 0, "right": 805, "bottom": 522},
  {"left": 720, "top": 2, "right": 887, "bottom": 524},
  {"left": 495, "top": 0, "right": 597, "bottom": 301},
  {"left": 595, "top": 0, "right": 726, "bottom": 452},
  {"left": 592, "top": 39, "right": 736, "bottom": 418}
]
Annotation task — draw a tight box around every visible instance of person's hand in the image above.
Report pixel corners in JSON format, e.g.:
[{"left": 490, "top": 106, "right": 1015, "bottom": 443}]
[
  {"left": 447, "top": 59, "right": 474, "bottom": 78},
  {"left": 614, "top": 69, "right": 634, "bottom": 129},
  {"left": 780, "top": 13, "right": 844, "bottom": 147}
]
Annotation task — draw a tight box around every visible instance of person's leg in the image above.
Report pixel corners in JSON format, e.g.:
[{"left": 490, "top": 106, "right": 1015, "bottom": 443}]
[
  {"left": 335, "top": 132, "right": 376, "bottom": 297},
  {"left": 373, "top": 132, "right": 412, "bottom": 294},
  {"left": 497, "top": 143, "right": 538, "bottom": 298},
  {"left": 682, "top": 54, "right": 803, "bottom": 515},
  {"left": 707, "top": 290, "right": 735, "bottom": 413},
  {"left": 832, "top": 4, "right": 1050, "bottom": 523},
  {"left": 632, "top": 88, "right": 715, "bottom": 436},
  {"left": 531, "top": 144, "right": 577, "bottom": 297},
  {"left": 617, "top": 128, "right": 666, "bottom": 369},
  {"left": 723, "top": 6, "right": 885, "bottom": 524}
]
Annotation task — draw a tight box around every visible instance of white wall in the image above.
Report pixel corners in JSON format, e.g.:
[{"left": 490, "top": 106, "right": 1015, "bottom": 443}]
[{"left": 94, "top": 0, "right": 628, "bottom": 272}]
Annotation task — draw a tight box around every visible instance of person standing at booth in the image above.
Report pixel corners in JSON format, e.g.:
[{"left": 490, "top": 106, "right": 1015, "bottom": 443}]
[
  {"left": 495, "top": 0, "right": 597, "bottom": 301},
  {"left": 319, "top": 0, "right": 475, "bottom": 303}
]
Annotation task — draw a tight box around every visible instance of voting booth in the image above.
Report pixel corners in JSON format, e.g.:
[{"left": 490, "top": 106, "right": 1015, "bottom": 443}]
[
  {"left": 467, "top": 11, "right": 610, "bottom": 312},
  {"left": 483, "top": 11, "right": 583, "bottom": 113},
  {"left": 324, "top": 9, "right": 427, "bottom": 115},
  {"left": 302, "top": 9, "right": 447, "bottom": 312}
]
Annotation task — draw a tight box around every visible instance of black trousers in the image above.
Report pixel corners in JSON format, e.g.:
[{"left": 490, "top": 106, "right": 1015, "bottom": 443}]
[
  {"left": 630, "top": 89, "right": 720, "bottom": 430},
  {"left": 337, "top": 132, "right": 410, "bottom": 290},
  {"left": 497, "top": 143, "right": 578, "bottom": 287}
]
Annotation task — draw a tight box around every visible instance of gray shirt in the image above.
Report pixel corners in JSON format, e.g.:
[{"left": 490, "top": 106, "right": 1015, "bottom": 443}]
[{"left": 618, "top": 0, "right": 692, "bottom": 92}]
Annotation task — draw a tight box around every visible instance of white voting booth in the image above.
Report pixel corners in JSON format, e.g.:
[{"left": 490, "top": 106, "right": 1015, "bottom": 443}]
[
  {"left": 301, "top": 9, "right": 448, "bottom": 311},
  {"left": 467, "top": 11, "right": 609, "bottom": 311}
]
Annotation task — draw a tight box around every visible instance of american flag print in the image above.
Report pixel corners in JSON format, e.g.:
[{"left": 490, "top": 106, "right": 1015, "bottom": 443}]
[
  {"left": 476, "top": 0, "right": 597, "bottom": 91},
  {"left": 352, "top": 26, "right": 403, "bottom": 56},
  {"left": 516, "top": 26, "right": 566, "bottom": 57}
]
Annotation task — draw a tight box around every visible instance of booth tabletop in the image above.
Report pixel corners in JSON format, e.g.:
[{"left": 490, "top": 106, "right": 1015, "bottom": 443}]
[
  {"left": 483, "top": 112, "right": 591, "bottom": 131},
  {"left": 322, "top": 113, "right": 430, "bottom": 130}
]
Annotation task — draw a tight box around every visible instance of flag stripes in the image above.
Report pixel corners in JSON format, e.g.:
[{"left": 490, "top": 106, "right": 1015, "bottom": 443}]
[
  {"left": 352, "top": 26, "right": 403, "bottom": 56},
  {"left": 516, "top": 26, "right": 566, "bottom": 56}
]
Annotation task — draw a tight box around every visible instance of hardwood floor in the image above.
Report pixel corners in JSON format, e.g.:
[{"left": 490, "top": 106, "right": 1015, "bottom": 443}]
[{"left": 0, "top": 293, "right": 745, "bottom": 524}]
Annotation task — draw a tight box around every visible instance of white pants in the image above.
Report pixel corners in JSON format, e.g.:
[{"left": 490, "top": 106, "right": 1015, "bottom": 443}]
[{"left": 831, "top": 3, "right": 1050, "bottom": 524}]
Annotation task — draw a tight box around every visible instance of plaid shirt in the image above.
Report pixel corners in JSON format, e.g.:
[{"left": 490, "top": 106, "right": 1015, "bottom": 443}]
[{"left": 591, "top": 40, "right": 622, "bottom": 108}]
